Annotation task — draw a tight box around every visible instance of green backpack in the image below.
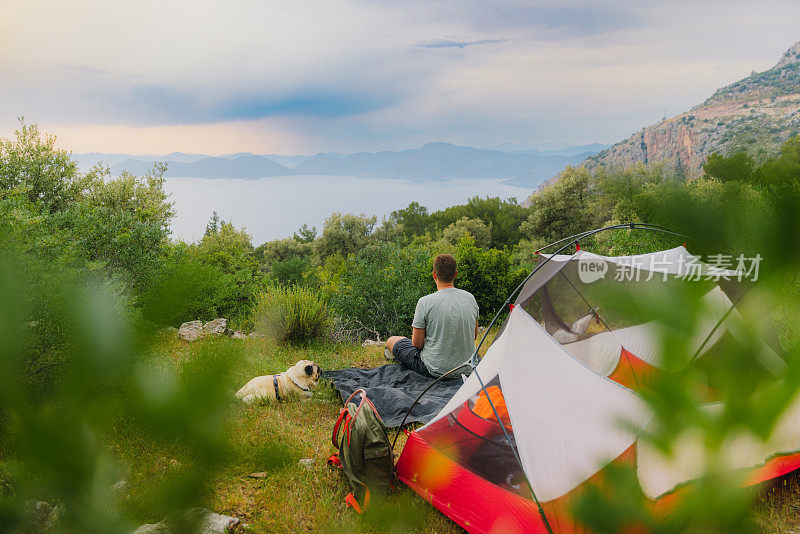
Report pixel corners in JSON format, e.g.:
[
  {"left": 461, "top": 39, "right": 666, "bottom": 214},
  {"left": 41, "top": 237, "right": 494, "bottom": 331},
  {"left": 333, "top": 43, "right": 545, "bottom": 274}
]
[{"left": 329, "top": 389, "right": 394, "bottom": 512}]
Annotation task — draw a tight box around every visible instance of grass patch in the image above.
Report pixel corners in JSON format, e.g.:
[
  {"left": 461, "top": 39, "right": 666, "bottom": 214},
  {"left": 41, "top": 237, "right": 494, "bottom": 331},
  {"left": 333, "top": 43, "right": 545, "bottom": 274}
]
[
  {"left": 111, "top": 334, "right": 459, "bottom": 533},
  {"left": 106, "top": 331, "right": 800, "bottom": 532}
]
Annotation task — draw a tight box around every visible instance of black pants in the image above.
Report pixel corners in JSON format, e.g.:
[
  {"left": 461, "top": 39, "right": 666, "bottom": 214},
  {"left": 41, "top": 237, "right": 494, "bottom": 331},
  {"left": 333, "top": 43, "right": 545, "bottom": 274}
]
[{"left": 392, "top": 338, "right": 434, "bottom": 378}]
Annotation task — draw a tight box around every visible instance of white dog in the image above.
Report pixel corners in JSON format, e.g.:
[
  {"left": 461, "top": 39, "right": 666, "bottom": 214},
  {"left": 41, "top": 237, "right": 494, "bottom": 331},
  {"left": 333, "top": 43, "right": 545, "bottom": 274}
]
[{"left": 235, "top": 360, "right": 321, "bottom": 404}]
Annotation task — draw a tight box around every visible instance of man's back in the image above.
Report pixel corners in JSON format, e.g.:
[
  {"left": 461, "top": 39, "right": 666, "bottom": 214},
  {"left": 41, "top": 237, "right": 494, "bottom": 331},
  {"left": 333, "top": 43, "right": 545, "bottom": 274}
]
[{"left": 412, "top": 287, "right": 479, "bottom": 376}]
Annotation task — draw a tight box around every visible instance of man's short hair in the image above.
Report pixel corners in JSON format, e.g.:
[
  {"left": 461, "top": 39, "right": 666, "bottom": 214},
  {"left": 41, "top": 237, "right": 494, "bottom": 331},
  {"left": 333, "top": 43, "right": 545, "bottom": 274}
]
[{"left": 433, "top": 254, "right": 457, "bottom": 283}]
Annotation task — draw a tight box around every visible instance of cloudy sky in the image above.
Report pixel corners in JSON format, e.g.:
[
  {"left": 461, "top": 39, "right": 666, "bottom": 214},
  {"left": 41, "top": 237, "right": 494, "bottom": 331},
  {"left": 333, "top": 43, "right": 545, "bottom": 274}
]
[{"left": 1, "top": 0, "right": 799, "bottom": 155}]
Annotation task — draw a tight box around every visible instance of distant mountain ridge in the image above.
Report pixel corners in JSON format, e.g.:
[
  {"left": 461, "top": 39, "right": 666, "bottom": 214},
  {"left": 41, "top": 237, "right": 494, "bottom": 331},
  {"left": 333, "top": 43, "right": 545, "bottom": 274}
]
[
  {"left": 111, "top": 155, "right": 291, "bottom": 178},
  {"left": 74, "top": 143, "right": 605, "bottom": 186},
  {"left": 582, "top": 41, "right": 800, "bottom": 177},
  {"left": 291, "top": 142, "right": 592, "bottom": 182}
]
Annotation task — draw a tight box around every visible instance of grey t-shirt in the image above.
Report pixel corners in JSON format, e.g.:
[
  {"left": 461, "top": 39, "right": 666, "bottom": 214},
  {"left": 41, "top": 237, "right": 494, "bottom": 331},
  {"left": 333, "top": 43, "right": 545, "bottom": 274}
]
[{"left": 412, "top": 287, "right": 479, "bottom": 377}]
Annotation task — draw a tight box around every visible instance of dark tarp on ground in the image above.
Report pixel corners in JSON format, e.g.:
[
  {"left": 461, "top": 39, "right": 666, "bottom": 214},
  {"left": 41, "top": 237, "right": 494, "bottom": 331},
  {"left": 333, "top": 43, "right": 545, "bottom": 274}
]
[{"left": 322, "top": 364, "right": 464, "bottom": 428}]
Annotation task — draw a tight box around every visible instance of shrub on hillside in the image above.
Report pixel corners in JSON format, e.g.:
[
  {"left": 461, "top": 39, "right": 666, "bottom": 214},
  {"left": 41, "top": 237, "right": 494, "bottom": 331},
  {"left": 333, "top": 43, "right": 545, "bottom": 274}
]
[
  {"left": 137, "top": 243, "right": 228, "bottom": 326},
  {"left": 0, "top": 120, "right": 89, "bottom": 211},
  {"left": 324, "top": 242, "right": 434, "bottom": 339},
  {"left": 253, "top": 286, "right": 332, "bottom": 344},
  {"left": 454, "top": 237, "right": 528, "bottom": 322},
  {"left": 269, "top": 255, "right": 317, "bottom": 287},
  {"left": 325, "top": 238, "right": 528, "bottom": 336},
  {"left": 254, "top": 237, "right": 312, "bottom": 270}
]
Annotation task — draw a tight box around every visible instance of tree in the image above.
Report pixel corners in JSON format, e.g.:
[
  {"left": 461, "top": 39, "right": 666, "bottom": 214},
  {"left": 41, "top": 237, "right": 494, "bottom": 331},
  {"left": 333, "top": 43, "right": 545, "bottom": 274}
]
[
  {"left": 703, "top": 152, "right": 756, "bottom": 183},
  {"left": 314, "top": 212, "right": 376, "bottom": 260},
  {"left": 441, "top": 217, "right": 492, "bottom": 248},
  {"left": 292, "top": 223, "right": 317, "bottom": 244},
  {"left": 254, "top": 238, "right": 312, "bottom": 271},
  {"left": 86, "top": 163, "right": 174, "bottom": 231},
  {"left": 390, "top": 201, "right": 430, "bottom": 238},
  {"left": 430, "top": 196, "right": 530, "bottom": 248},
  {"left": 197, "top": 220, "right": 254, "bottom": 270},
  {"left": 372, "top": 217, "right": 404, "bottom": 242},
  {"left": 521, "top": 166, "right": 594, "bottom": 242},
  {"left": 454, "top": 237, "right": 527, "bottom": 321},
  {"left": 205, "top": 211, "right": 220, "bottom": 236},
  {"left": 0, "top": 119, "right": 89, "bottom": 211}
]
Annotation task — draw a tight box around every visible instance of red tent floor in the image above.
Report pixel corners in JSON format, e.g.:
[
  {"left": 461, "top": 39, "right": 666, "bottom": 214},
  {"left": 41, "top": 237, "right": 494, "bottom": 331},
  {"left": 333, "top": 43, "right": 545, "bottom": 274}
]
[{"left": 396, "top": 431, "right": 800, "bottom": 533}]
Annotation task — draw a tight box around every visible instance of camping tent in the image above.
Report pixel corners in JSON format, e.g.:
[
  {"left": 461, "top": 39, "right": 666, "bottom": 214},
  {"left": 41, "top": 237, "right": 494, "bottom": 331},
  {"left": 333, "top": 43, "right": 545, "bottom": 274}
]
[{"left": 395, "top": 243, "right": 800, "bottom": 533}]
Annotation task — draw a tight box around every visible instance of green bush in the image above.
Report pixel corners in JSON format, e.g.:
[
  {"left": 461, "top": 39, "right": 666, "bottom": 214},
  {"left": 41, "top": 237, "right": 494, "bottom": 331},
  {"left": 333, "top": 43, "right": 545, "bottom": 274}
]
[
  {"left": 269, "top": 255, "right": 317, "bottom": 288},
  {"left": 324, "top": 238, "right": 528, "bottom": 336},
  {"left": 454, "top": 237, "right": 528, "bottom": 322},
  {"left": 253, "top": 286, "right": 332, "bottom": 344},
  {"left": 324, "top": 242, "right": 434, "bottom": 339},
  {"left": 137, "top": 243, "right": 228, "bottom": 327},
  {"left": 0, "top": 251, "right": 239, "bottom": 531}
]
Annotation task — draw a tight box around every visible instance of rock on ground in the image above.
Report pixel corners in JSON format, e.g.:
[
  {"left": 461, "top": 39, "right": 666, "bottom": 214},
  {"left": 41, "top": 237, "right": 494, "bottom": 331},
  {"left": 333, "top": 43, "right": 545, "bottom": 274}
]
[
  {"left": 178, "top": 319, "right": 230, "bottom": 342},
  {"left": 110, "top": 479, "right": 129, "bottom": 495},
  {"left": 361, "top": 339, "right": 383, "bottom": 347},
  {"left": 203, "top": 318, "right": 228, "bottom": 336},
  {"left": 178, "top": 321, "right": 203, "bottom": 342},
  {"left": 25, "top": 500, "right": 62, "bottom": 530},
  {"left": 132, "top": 508, "right": 240, "bottom": 534}
]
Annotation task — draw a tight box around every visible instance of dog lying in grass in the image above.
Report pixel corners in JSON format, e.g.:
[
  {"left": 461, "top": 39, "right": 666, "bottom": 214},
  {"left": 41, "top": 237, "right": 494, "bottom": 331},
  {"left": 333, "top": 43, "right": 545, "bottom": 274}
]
[{"left": 235, "top": 360, "right": 321, "bottom": 404}]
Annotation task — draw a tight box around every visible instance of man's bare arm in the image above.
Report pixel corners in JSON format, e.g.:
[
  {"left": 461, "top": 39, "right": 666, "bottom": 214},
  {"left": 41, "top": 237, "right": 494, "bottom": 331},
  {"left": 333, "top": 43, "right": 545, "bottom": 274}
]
[
  {"left": 412, "top": 327, "right": 425, "bottom": 349},
  {"left": 474, "top": 321, "right": 479, "bottom": 340}
]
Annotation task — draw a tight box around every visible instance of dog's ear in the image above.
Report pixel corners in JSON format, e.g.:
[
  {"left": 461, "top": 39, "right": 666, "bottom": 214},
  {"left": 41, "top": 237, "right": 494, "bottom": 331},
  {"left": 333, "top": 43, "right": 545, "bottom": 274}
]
[{"left": 304, "top": 364, "right": 313, "bottom": 376}]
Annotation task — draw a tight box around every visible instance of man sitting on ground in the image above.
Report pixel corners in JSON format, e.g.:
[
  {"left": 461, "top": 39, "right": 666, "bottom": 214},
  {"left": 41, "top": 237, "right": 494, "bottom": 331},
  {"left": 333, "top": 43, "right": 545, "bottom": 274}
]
[{"left": 385, "top": 254, "right": 479, "bottom": 377}]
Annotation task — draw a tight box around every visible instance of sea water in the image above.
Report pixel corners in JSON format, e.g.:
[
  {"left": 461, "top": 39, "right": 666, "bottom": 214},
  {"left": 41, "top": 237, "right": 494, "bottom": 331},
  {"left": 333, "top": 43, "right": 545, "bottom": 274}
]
[{"left": 164, "top": 174, "right": 533, "bottom": 244}]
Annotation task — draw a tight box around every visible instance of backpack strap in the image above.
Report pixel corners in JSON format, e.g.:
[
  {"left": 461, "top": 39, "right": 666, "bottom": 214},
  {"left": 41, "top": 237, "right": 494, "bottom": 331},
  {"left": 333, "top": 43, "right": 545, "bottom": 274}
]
[
  {"left": 345, "top": 487, "right": 370, "bottom": 514},
  {"left": 342, "top": 389, "right": 385, "bottom": 425},
  {"left": 332, "top": 408, "right": 349, "bottom": 448}
]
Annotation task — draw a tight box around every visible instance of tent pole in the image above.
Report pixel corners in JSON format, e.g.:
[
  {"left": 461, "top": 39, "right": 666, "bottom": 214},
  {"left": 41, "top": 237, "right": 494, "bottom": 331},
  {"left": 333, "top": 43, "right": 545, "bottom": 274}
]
[
  {"left": 397, "top": 224, "right": 688, "bottom": 431},
  {"left": 534, "top": 223, "right": 688, "bottom": 255},
  {"left": 472, "top": 366, "right": 555, "bottom": 534},
  {"left": 471, "top": 223, "right": 653, "bottom": 366},
  {"left": 393, "top": 223, "right": 690, "bottom": 515},
  {"left": 391, "top": 364, "right": 465, "bottom": 449},
  {"left": 471, "top": 223, "right": 690, "bottom": 366},
  {"left": 553, "top": 269, "right": 643, "bottom": 387}
]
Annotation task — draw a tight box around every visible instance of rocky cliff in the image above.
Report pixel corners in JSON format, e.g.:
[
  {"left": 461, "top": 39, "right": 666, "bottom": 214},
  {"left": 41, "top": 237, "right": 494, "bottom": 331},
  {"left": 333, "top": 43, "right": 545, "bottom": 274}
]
[{"left": 578, "top": 41, "right": 800, "bottom": 178}]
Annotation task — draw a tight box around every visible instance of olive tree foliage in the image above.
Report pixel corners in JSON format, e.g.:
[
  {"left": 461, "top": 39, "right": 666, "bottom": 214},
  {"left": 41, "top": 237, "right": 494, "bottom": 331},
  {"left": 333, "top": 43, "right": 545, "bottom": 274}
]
[
  {"left": 197, "top": 220, "right": 253, "bottom": 267},
  {"left": 85, "top": 163, "right": 174, "bottom": 231},
  {"left": 314, "top": 212, "right": 377, "bottom": 260},
  {"left": 440, "top": 216, "right": 492, "bottom": 248},
  {"left": 430, "top": 196, "right": 530, "bottom": 248},
  {"left": 255, "top": 238, "right": 312, "bottom": 268},
  {"left": 0, "top": 120, "right": 90, "bottom": 211},
  {"left": 372, "top": 216, "right": 405, "bottom": 242},
  {"left": 520, "top": 166, "right": 595, "bottom": 243},
  {"left": 0, "top": 121, "right": 174, "bottom": 294}
]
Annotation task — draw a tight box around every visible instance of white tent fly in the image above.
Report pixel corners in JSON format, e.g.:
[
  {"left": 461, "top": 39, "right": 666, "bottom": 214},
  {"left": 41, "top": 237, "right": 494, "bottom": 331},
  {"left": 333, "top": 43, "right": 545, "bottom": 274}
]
[{"left": 396, "top": 242, "right": 798, "bottom": 534}]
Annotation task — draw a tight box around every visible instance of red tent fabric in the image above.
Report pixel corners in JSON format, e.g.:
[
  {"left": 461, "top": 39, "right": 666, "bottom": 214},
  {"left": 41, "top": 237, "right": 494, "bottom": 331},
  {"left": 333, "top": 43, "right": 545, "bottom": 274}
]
[{"left": 395, "top": 247, "right": 796, "bottom": 533}]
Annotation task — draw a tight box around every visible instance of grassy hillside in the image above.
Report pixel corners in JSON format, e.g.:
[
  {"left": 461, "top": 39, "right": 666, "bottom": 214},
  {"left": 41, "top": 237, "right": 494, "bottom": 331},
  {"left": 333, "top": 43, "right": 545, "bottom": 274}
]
[
  {"left": 111, "top": 334, "right": 466, "bottom": 533},
  {"left": 99, "top": 334, "right": 799, "bottom": 533}
]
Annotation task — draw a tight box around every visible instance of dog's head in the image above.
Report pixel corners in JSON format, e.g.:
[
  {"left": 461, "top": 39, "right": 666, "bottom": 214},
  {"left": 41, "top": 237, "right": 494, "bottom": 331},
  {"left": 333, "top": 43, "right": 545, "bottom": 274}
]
[{"left": 290, "top": 359, "right": 321, "bottom": 388}]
